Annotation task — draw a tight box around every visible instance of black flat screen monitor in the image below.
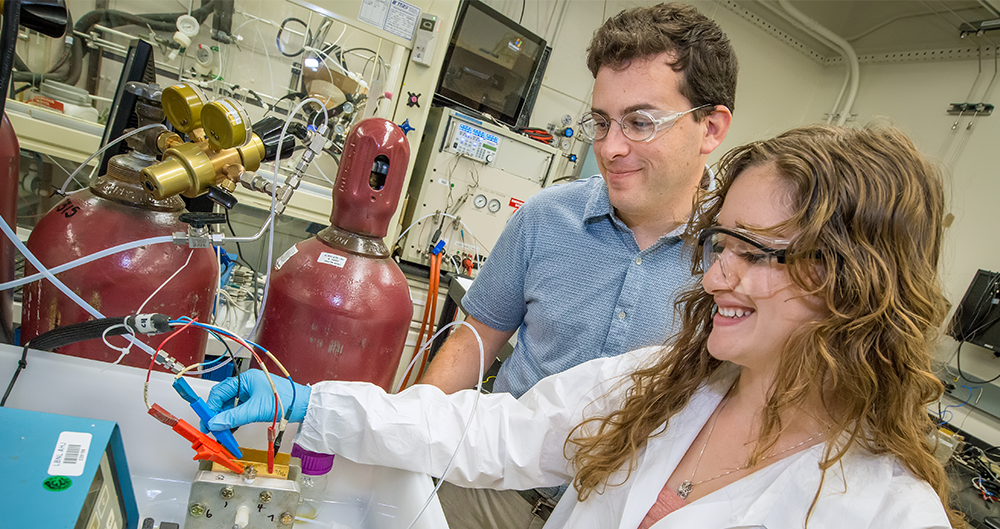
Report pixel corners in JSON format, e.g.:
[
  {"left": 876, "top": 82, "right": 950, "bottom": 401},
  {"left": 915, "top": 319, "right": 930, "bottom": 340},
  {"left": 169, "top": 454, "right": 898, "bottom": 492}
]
[
  {"left": 434, "top": 0, "right": 546, "bottom": 128},
  {"left": 948, "top": 269, "right": 1000, "bottom": 350}
]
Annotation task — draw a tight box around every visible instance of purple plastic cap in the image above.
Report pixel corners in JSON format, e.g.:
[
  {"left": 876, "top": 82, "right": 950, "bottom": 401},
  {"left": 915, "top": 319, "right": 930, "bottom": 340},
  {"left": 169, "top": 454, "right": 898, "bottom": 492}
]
[{"left": 290, "top": 443, "right": 335, "bottom": 476}]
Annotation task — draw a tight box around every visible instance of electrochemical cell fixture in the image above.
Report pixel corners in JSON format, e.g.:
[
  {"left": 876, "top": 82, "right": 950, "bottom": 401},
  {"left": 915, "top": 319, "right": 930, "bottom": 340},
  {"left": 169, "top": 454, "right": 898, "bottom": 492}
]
[{"left": 401, "top": 106, "right": 558, "bottom": 274}]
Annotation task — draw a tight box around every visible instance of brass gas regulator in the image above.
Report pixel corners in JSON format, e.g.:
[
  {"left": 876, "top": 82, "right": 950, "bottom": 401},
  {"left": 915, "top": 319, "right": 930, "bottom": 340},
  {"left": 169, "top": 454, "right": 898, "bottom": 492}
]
[{"left": 140, "top": 83, "right": 266, "bottom": 208}]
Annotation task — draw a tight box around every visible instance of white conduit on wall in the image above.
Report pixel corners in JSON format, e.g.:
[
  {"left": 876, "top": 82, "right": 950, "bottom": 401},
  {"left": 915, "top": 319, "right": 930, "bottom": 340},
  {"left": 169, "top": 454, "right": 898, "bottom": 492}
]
[{"left": 777, "top": 0, "right": 859, "bottom": 126}]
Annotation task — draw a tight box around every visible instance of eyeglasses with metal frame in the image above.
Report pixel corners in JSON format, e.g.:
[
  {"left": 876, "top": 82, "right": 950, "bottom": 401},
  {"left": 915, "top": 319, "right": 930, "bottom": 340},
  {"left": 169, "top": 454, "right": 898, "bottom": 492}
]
[{"left": 577, "top": 104, "right": 712, "bottom": 142}]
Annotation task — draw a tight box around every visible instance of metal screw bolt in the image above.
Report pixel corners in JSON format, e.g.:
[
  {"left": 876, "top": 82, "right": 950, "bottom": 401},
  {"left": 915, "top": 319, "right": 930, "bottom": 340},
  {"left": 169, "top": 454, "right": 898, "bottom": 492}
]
[
  {"left": 221, "top": 486, "right": 234, "bottom": 499},
  {"left": 259, "top": 490, "right": 272, "bottom": 503},
  {"left": 280, "top": 512, "right": 294, "bottom": 525},
  {"left": 189, "top": 504, "right": 205, "bottom": 517}
]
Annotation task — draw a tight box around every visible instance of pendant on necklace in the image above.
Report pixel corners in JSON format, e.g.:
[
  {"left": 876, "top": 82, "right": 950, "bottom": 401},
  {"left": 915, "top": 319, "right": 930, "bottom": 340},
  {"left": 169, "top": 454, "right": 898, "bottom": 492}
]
[{"left": 677, "top": 480, "right": 693, "bottom": 500}]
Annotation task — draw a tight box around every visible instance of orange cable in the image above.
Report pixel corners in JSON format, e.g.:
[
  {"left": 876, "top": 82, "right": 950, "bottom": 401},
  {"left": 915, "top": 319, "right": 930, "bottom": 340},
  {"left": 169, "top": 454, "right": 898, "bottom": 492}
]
[
  {"left": 401, "top": 253, "right": 440, "bottom": 388},
  {"left": 416, "top": 253, "right": 442, "bottom": 381}
]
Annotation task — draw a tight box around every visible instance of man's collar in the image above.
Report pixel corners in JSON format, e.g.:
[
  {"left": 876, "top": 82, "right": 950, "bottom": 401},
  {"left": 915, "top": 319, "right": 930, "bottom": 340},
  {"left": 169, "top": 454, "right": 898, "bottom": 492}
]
[
  {"left": 582, "top": 176, "right": 688, "bottom": 241},
  {"left": 583, "top": 176, "right": 614, "bottom": 223}
]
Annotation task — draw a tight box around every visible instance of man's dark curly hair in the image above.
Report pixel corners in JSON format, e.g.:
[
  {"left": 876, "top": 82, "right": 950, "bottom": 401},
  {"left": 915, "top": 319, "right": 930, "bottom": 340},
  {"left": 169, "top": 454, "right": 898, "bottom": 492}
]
[{"left": 587, "top": 3, "right": 738, "bottom": 118}]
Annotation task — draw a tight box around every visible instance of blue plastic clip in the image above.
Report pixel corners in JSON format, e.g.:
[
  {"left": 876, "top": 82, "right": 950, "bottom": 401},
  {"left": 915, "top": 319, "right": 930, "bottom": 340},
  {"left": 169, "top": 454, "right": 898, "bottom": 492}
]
[
  {"left": 172, "top": 377, "right": 243, "bottom": 458},
  {"left": 431, "top": 240, "right": 446, "bottom": 255}
]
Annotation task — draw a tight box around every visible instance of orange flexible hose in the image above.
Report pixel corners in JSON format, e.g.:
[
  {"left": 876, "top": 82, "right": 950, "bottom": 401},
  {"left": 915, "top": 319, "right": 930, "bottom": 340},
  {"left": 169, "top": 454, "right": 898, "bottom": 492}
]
[
  {"left": 401, "top": 252, "right": 440, "bottom": 388},
  {"left": 416, "top": 253, "right": 442, "bottom": 381}
]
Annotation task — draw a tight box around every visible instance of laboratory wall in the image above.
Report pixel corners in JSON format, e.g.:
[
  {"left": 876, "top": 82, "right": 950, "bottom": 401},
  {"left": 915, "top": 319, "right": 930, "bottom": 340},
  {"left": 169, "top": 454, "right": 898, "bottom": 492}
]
[{"left": 818, "top": 56, "right": 1000, "bottom": 444}]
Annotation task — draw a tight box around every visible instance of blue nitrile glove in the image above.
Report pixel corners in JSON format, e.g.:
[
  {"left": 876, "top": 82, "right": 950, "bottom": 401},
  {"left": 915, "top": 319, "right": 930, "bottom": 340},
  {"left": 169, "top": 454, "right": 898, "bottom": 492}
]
[{"left": 205, "top": 370, "right": 311, "bottom": 431}]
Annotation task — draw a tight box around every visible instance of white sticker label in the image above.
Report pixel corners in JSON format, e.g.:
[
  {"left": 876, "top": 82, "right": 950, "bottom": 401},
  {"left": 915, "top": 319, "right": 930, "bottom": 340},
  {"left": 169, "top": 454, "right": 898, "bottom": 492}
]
[
  {"left": 358, "top": 0, "right": 421, "bottom": 41},
  {"left": 48, "top": 431, "right": 92, "bottom": 477},
  {"left": 318, "top": 252, "right": 347, "bottom": 268},
  {"left": 275, "top": 244, "right": 298, "bottom": 270},
  {"left": 438, "top": 178, "right": 449, "bottom": 185}
]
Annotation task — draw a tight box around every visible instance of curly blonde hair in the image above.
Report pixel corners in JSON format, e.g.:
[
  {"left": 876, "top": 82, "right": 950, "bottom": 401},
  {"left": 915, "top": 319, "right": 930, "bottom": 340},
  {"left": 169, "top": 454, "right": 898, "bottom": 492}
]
[{"left": 567, "top": 124, "right": 963, "bottom": 527}]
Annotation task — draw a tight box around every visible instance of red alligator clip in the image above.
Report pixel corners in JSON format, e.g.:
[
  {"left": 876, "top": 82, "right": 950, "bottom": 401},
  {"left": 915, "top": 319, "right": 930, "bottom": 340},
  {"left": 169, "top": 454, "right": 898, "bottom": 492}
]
[{"left": 149, "top": 404, "right": 245, "bottom": 474}]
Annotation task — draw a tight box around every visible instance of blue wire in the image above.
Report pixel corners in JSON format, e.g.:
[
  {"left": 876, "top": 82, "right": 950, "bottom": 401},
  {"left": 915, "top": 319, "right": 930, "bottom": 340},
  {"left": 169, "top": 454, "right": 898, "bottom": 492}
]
[
  {"left": 940, "top": 385, "right": 977, "bottom": 425},
  {"left": 171, "top": 319, "right": 297, "bottom": 421}
]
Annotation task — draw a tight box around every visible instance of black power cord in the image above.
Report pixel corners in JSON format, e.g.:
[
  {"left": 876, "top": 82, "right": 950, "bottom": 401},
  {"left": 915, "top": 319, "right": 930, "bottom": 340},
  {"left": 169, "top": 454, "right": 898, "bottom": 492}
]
[
  {"left": 1, "top": 0, "right": 23, "bottom": 118},
  {"left": 2, "top": 314, "right": 172, "bottom": 406}
]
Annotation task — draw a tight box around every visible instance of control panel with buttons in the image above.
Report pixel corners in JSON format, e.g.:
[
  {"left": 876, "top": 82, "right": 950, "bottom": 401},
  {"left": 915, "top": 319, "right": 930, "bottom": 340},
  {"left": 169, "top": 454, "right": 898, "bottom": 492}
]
[{"left": 445, "top": 121, "right": 501, "bottom": 164}]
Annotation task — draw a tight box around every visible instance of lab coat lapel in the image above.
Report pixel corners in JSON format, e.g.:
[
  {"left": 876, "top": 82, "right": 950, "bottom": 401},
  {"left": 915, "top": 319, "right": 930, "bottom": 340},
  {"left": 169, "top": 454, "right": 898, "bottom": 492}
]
[
  {"left": 742, "top": 444, "right": 892, "bottom": 528},
  {"left": 618, "top": 372, "right": 735, "bottom": 529}
]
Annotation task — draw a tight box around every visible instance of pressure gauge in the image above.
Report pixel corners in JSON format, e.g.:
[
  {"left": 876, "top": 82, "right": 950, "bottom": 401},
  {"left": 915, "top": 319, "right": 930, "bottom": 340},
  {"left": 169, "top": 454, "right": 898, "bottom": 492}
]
[
  {"left": 196, "top": 44, "right": 213, "bottom": 66},
  {"left": 560, "top": 138, "right": 571, "bottom": 150},
  {"left": 487, "top": 198, "right": 502, "bottom": 213},
  {"left": 201, "top": 97, "right": 252, "bottom": 149},
  {"left": 474, "top": 194, "right": 488, "bottom": 209},
  {"left": 161, "top": 83, "right": 208, "bottom": 133}
]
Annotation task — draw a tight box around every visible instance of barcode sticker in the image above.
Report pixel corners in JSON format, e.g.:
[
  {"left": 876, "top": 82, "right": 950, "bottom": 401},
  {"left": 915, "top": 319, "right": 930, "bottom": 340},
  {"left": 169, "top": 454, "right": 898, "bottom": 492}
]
[
  {"left": 318, "top": 252, "right": 347, "bottom": 268},
  {"left": 48, "top": 432, "right": 92, "bottom": 476}
]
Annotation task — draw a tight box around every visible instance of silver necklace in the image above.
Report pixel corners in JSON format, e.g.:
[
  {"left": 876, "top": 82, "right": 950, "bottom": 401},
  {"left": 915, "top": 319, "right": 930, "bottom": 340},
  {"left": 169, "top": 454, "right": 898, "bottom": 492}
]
[{"left": 676, "top": 396, "right": 827, "bottom": 500}]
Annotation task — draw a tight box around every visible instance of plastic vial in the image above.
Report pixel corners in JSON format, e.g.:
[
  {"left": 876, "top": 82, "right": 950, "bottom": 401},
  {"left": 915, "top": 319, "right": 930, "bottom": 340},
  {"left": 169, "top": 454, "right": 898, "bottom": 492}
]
[{"left": 291, "top": 443, "right": 335, "bottom": 519}]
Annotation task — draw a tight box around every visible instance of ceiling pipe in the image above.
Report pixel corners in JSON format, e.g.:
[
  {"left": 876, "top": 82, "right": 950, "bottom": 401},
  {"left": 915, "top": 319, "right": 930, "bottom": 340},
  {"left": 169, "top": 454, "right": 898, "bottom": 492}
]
[
  {"left": 777, "top": 0, "right": 860, "bottom": 126},
  {"left": 755, "top": 1, "right": 849, "bottom": 124}
]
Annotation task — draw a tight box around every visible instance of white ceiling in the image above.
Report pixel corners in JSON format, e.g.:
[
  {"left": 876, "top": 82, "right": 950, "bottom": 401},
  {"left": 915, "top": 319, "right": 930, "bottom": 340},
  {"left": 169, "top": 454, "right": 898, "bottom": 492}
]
[{"left": 732, "top": 0, "right": 1000, "bottom": 60}]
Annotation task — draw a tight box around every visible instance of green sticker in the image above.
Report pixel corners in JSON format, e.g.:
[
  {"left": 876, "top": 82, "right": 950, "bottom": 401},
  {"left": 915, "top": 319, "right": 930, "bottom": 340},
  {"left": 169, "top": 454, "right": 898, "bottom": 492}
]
[{"left": 43, "top": 476, "right": 72, "bottom": 491}]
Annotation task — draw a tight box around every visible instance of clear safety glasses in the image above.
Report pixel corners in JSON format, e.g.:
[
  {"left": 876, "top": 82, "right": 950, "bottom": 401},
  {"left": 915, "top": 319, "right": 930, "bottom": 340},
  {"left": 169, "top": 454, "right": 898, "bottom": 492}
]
[
  {"left": 577, "top": 104, "right": 711, "bottom": 142},
  {"left": 698, "top": 226, "right": 792, "bottom": 296}
]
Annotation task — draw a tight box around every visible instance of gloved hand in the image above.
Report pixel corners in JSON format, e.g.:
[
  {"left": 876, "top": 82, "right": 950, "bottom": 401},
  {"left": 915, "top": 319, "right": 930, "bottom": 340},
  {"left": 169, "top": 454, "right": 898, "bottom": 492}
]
[{"left": 205, "top": 370, "right": 311, "bottom": 431}]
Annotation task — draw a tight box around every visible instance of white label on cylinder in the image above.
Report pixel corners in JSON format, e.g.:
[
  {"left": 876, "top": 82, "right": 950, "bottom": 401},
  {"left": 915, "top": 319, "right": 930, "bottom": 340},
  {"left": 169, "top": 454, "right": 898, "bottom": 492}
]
[
  {"left": 275, "top": 244, "right": 298, "bottom": 270},
  {"left": 48, "top": 432, "right": 93, "bottom": 477},
  {"left": 318, "top": 252, "right": 347, "bottom": 268}
]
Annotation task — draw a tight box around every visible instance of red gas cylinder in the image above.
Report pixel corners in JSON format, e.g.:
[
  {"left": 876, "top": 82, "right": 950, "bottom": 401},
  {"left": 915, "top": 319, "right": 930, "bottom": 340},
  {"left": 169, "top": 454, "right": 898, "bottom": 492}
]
[
  {"left": 255, "top": 118, "right": 412, "bottom": 390},
  {"left": 0, "top": 113, "right": 18, "bottom": 345},
  {"left": 20, "top": 149, "right": 218, "bottom": 369}
]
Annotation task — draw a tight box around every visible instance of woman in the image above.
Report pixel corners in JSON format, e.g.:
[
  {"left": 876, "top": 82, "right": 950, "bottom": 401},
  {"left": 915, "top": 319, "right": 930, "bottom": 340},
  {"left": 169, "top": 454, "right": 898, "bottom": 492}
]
[{"left": 207, "top": 124, "right": 961, "bottom": 528}]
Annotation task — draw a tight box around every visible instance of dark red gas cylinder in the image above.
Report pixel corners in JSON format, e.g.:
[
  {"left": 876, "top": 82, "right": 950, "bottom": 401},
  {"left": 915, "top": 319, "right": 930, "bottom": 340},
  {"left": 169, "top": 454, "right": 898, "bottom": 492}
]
[
  {"left": 20, "top": 150, "right": 218, "bottom": 370},
  {"left": 255, "top": 118, "right": 412, "bottom": 390},
  {"left": 0, "top": 113, "right": 18, "bottom": 345}
]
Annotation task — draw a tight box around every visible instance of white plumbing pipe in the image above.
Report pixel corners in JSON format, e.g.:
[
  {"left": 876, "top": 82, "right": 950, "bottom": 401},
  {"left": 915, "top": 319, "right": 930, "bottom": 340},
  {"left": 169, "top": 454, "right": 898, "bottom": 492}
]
[{"left": 778, "top": 0, "right": 859, "bottom": 126}]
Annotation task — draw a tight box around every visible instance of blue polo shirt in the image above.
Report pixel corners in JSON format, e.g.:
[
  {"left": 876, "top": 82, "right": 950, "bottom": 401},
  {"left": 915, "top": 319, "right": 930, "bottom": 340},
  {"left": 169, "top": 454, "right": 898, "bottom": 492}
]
[{"left": 462, "top": 175, "right": 696, "bottom": 399}]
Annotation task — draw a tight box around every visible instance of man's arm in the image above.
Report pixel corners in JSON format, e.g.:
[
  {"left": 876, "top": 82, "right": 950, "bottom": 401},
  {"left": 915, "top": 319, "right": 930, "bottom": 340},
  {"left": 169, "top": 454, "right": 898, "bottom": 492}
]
[{"left": 418, "top": 316, "right": 516, "bottom": 394}]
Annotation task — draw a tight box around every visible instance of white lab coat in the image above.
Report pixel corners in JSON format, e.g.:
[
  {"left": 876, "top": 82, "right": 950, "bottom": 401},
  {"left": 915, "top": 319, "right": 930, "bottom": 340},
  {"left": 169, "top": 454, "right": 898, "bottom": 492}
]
[{"left": 294, "top": 348, "right": 951, "bottom": 529}]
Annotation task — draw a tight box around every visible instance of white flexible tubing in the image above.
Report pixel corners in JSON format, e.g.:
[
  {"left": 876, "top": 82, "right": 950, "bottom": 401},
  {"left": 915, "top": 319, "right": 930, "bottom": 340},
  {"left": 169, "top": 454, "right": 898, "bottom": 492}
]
[
  {"left": 243, "top": 98, "right": 329, "bottom": 345},
  {"left": 401, "top": 320, "right": 485, "bottom": 529},
  {"left": 0, "top": 213, "right": 159, "bottom": 357},
  {"left": 777, "top": 0, "right": 859, "bottom": 126},
  {"left": 0, "top": 235, "right": 174, "bottom": 291},
  {"left": 58, "top": 123, "right": 168, "bottom": 195}
]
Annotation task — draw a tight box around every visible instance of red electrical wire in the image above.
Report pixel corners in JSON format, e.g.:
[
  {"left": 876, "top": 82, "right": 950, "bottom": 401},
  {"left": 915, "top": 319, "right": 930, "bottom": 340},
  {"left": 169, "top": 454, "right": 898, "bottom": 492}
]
[
  {"left": 147, "top": 318, "right": 198, "bottom": 384},
  {"left": 519, "top": 128, "right": 553, "bottom": 144}
]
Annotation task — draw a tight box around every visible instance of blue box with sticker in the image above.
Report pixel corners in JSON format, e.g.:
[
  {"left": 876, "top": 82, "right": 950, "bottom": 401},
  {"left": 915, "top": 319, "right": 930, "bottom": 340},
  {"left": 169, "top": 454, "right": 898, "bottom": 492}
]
[{"left": 0, "top": 407, "right": 139, "bottom": 529}]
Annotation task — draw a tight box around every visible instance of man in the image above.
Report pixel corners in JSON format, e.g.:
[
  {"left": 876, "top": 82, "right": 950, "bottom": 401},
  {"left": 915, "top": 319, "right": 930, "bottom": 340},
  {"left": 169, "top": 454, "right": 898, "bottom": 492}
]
[{"left": 419, "top": 3, "right": 736, "bottom": 527}]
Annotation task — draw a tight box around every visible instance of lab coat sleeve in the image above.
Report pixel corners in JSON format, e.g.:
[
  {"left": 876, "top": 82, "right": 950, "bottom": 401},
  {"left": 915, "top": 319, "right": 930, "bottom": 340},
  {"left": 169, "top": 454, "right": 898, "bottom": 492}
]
[{"left": 294, "top": 349, "right": 653, "bottom": 490}]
